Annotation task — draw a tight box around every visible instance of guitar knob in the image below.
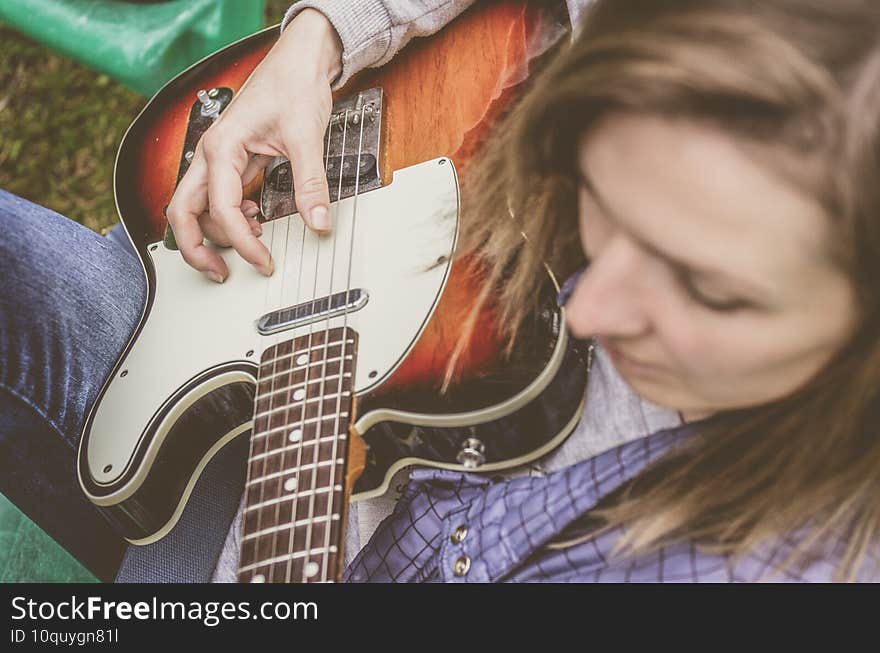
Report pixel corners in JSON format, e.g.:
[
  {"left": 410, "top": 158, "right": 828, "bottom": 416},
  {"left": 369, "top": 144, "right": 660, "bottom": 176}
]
[
  {"left": 457, "top": 438, "right": 486, "bottom": 468},
  {"left": 197, "top": 89, "right": 221, "bottom": 119}
]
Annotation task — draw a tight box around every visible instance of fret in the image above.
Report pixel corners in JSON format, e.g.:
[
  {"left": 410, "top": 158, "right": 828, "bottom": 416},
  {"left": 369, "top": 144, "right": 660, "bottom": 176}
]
[
  {"left": 260, "top": 350, "right": 355, "bottom": 373},
  {"left": 252, "top": 430, "right": 347, "bottom": 448},
  {"left": 254, "top": 396, "right": 351, "bottom": 432},
  {"left": 243, "top": 512, "right": 341, "bottom": 542},
  {"left": 257, "top": 356, "right": 354, "bottom": 387},
  {"left": 248, "top": 434, "right": 347, "bottom": 464},
  {"left": 253, "top": 412, "right": 349, "bottom": 438},
  {"left": 253, "top": 390, "right": 351, "bottom": 420},
  {"left": 238, "top": 546, "right": 339, "bottom": 574},
  {"left": 259, "top": 372, "right": 352, "bottom": 399},
  {"left": 240, "top": 498, "right": 342, "bottom": 560},
  {"left": 249, "top": 431, "right": 347, "bottom": 461},
  {"left": 258, "top": 339, "right": 356, "bottom": 369},
  {"left": 247, "top": 455, "right": 343, "bottom": 476},
  {"left": 245, "top": 484, "right": 343, "bottom": 512},
  {"left": 260, "top": 331, "right": 352, "bottom": 356},
  {"left": 249, "top": 439, "right": 347, "bottom": 472},
  {"left": 243, "top": 484, "right": 338, "bottom": 532}
]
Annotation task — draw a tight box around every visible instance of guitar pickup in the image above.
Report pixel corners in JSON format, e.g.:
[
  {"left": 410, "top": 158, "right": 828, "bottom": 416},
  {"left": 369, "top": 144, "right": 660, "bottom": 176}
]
[
  {"left": 257, "top": 289, "right": 370, "bottom": 335},
  {"left": 264, "top": 154, "right": 378, "bottom": 194}
]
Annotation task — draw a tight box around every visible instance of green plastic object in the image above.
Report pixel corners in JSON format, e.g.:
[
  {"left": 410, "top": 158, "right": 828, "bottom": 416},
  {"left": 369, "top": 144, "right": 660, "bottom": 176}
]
[
  {"left": 0, "top": 0, "right": 266, "bottom": 96},
  {"left": 0, "top": 493, "right": 97, "bottom": 583}
]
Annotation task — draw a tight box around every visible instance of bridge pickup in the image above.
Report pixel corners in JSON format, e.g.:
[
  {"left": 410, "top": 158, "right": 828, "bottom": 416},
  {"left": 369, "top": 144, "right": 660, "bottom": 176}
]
[
  {"left": 256, "top": 289, "right": 369, "bottom": 335},
  {"left": 265, "top": 154, "right": 378, "bottom": 194}
]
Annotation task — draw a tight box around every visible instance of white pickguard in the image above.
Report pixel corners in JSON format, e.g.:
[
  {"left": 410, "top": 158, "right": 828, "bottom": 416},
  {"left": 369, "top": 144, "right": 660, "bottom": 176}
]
[{"left": 85, "top": 158, "right": 458, "bottom": 490}]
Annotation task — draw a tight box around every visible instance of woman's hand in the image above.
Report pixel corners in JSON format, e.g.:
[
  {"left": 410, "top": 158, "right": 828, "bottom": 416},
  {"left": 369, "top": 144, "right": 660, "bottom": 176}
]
[{"left": 165, "top": 9, "right": 343, "bottom": 283}]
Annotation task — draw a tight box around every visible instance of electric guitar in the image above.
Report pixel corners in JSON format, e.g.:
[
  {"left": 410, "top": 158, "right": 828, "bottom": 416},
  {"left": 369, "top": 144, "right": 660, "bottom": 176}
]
[{"left": 77, "top": 1, "right": 592, "bottom": 583}]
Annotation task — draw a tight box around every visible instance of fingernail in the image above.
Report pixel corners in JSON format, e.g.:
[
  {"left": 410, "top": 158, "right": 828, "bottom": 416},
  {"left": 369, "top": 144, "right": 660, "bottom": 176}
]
[
  {"left": 208, "top": 270, "right": 225, "bottom": 284},
  {"left": 253, "top": 224, "right": 263, "bottom": 236},
  {"left": 243, "top": 205, "right": 261, "bottom": 218},
  {"left": 310, "top": 206, "right": 330, "bottom": 230},
  {"left": 262, "top": 256, "right": 275, "bottom": 277}
]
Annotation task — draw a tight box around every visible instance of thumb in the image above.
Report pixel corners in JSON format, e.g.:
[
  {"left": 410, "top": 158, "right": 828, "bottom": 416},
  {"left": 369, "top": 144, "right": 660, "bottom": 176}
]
[{"left": 284, "top": 130, "right": 332, "bottom": 233}]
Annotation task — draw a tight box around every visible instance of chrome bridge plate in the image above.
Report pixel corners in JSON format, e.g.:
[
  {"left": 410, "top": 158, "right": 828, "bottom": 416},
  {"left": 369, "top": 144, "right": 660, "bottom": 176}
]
[{"left": 261, "top": 87, "right": 383, "bottom": 221}]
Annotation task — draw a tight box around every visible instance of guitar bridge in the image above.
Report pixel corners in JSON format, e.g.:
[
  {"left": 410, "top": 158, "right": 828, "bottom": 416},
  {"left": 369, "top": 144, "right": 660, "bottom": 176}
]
[{"left": 261, "top": 88, "right": 384, "bottom": 221}]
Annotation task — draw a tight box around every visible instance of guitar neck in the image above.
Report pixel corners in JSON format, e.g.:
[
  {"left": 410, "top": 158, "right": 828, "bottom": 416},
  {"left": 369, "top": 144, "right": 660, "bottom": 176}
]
[{"left": 238, "top": 326, "right": 358, "bottom": 583}]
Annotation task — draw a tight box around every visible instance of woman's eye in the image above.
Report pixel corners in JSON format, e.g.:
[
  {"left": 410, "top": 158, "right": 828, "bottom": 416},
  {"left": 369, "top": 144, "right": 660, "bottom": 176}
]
[{"left": 679, "top": 272, "right": 749, "bottom": 313}]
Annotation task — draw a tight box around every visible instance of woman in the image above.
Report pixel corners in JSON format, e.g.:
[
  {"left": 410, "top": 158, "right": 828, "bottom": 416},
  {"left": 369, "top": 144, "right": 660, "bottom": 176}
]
[{"left": 3, "top": 0, "right": 879, "bottom": 582}]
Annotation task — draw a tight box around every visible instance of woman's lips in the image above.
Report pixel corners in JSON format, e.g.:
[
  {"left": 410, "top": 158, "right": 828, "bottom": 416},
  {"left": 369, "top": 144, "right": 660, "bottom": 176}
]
[{"left": 598, "top": 337, "right": 662, "bottom": 373}]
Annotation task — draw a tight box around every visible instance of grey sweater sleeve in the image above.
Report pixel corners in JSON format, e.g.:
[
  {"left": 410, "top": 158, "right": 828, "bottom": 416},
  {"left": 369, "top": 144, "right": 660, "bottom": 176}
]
[{"left": 282, "top": 0, "right": 477, "bottom": 89}]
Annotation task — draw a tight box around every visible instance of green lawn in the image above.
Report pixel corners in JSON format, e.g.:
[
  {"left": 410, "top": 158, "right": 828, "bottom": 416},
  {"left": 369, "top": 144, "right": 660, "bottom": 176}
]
[{"left": 0, "top": 0, "right": 290, "bottom": 234}]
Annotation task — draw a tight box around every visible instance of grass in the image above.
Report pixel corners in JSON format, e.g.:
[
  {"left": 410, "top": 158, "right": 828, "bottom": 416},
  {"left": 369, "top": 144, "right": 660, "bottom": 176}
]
[{"left": 0, "top": 0, "right": 291, "bottom": 234}]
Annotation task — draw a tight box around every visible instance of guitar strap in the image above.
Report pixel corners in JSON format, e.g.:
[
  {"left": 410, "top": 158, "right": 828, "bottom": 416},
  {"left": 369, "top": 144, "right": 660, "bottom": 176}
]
[{"left": 114, "top": 432, "right": 249, "bottom": 583}]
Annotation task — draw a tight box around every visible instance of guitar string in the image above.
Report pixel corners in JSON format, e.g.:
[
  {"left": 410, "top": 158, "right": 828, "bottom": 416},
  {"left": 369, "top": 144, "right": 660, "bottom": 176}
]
[
  {"left": 263, "top": 131, "right": 316, "bottom": 581},
  {"left": 284, "top": 107, "right": 350, "bottom": 583},
  {"left": 310, "top": 101, "right": 366, "bottom": 581},
  {"left": 253, "top": 142, "right": 302, "bottom": 582},
  {"left": 298, "top": 103, "right": 358, "bottom": 583},
  {"left": 242, "top": 146, "right": 290, "bottom": 582},
  {"left": 318, "top": 102, "right": 368, "bottom": 583}
]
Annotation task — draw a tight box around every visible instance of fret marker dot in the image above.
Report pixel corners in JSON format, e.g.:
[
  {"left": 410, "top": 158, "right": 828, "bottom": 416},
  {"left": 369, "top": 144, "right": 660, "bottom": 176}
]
[
  {"left": 289, "top": 429, "right": 302, "bottom": 442},
  {"left": 293, "top": 389, "right": 306, "bottom": 401},
  {"left": 305, "top": 561, "right": 320, "bottom": 578},
  {"left": 251, "top": 574, "right": 266, "bottom": 583},
  {"left": 284, "top": 477, "right": 297, "bottom": 492},
  {"left": 296, "top": 354, "right": 309, "bottom": 366}
]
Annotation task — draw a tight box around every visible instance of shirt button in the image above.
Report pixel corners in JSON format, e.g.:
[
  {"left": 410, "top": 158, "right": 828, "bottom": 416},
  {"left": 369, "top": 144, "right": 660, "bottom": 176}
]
[
  {"left": 450, "top": 524, "right": 468, "bottom": 544},
  {"left": 452, "top": 555, "right": 471, "bottom": 577}
]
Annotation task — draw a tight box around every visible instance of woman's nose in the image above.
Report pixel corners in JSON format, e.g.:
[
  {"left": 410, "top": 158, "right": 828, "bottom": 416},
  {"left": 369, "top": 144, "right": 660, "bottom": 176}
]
[{"left": 564, "top": 236, "right": 652, "bottom": 340}]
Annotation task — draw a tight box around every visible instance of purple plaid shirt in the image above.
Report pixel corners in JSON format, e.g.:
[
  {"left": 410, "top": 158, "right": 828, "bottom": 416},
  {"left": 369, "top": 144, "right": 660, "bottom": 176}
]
[
  {"left": 343, "top": 423, "right": 877, "bottom": 582},
  {"left": 341, "top": 269, "right": 877, "bottom": 583}
]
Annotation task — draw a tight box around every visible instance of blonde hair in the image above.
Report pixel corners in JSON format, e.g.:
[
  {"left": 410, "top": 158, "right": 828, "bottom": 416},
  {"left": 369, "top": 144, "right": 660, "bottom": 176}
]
[{"left": 455, "top": 0, "right": 880, "bottom": 581}]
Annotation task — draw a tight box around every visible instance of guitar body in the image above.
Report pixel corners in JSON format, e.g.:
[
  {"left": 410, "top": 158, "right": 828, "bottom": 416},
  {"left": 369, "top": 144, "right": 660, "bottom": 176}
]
[{"left": 77, "top": 2, "right": 591, "bottom": 574}]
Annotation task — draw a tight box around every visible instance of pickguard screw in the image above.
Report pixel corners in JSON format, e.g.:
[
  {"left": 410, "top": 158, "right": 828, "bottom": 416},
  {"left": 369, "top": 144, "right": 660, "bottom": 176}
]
[
  {"left": 437, "top": 255, "right": 448, "bottom": 265},
  {"left": 185, "top": 150, "right": 194, "bottom": 162},
  {"left": 369, "top": 370, "right": 378, "bottom": 379},
  {"left": 150, "top": 245, "right": 158, "bottom": 251},
  {"left": 103, "top": 465, "right": 112, "bottom": 473},
  {"left": 439, "top": 159, "right": 447, "bottom": 165},
  {"left": 208, "top": 88, "right": 219, "bottom": 98},
  {"left": 246, "top": 350, "right": 254, "bottom": 357},
  {"left": 120, "top": 370, "right": 128, "bottom": 377}
]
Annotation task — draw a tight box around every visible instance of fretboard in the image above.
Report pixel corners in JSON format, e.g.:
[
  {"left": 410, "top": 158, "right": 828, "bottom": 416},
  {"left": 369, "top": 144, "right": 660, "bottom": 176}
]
[{"left": 238, "top": 326, "right": 358, "bottom": 583}]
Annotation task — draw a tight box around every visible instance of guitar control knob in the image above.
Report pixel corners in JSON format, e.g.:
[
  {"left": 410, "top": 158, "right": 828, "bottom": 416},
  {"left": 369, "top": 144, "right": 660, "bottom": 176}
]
[
  {"left": 457, "top": 438, "right": 486, "bottom": 468},
  {"left": 197, "top": 89, "right": 221, "bottom": 119}
]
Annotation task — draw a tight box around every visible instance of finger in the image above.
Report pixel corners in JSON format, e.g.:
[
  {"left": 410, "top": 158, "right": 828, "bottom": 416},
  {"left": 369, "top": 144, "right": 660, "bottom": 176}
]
[
  {"left": 246, "top": 216, "right": 263, "bottom": 236},
  {"left": 200, "top": 201, "right": 261, "bottom": 245},
  {"left": 242, "top": 199, "right": 260, "bottom": 218},
  {"left": 242, "top": 153, "right": 274, "bottom": 187},
  {"left": 241, "top": 201, "right": 262, "bottom": 236},
  {"left": 166, "top": 155, "right": 229, "bottom": 282},
  {"left": 203, "top": 139, "right": 273, "bottom": 276},
  {"left": 199, "top": 211, "right": 232, "bottom": 247},
  {"left": 282, "top": 125, "right": 332, "bottom": 233}
]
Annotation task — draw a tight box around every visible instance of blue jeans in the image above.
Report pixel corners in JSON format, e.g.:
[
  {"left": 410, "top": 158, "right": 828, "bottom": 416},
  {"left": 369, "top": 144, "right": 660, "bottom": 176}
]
[{"left": 0, "top": 189, "right": 146, "bottom": 580}]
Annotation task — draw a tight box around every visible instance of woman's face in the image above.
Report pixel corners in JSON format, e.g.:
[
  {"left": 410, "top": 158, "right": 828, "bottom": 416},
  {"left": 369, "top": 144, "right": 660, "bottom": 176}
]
[{"left": 567, "top": 112, "right": 859, "bottom": 420}]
